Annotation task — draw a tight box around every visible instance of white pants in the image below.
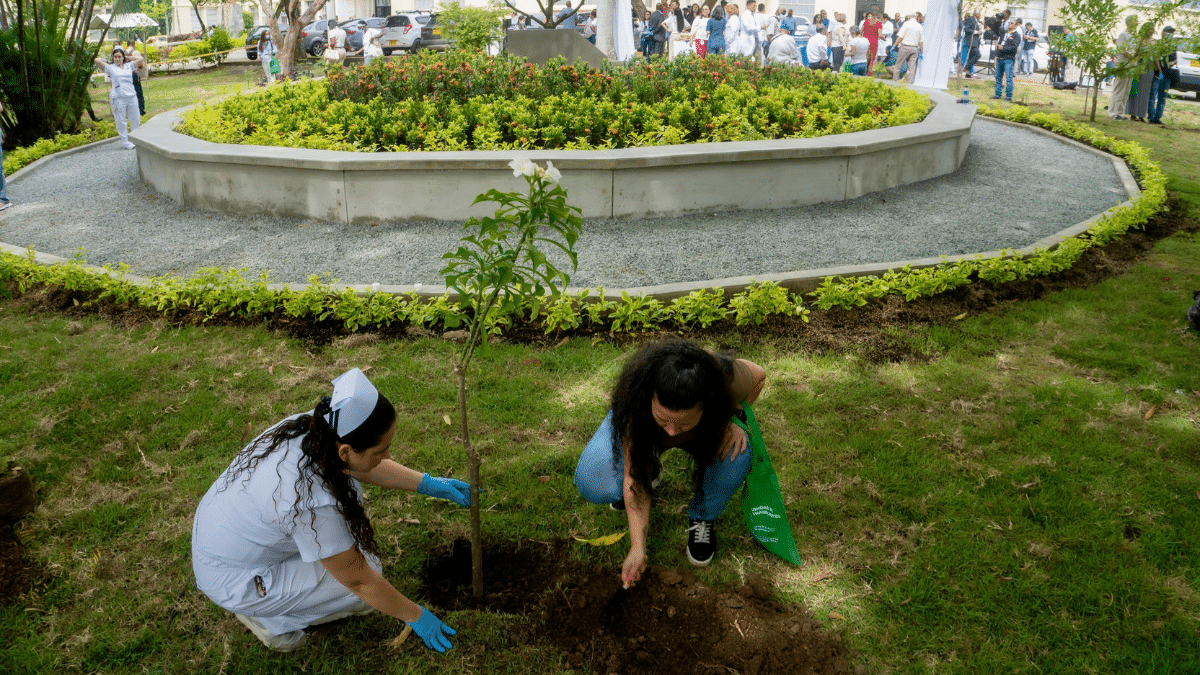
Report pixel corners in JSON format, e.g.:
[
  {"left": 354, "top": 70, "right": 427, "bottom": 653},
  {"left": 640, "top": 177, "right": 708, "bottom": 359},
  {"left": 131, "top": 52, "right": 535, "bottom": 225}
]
[
  {"left": 112, "top": 96, "right": 140, "bottom": 149},
  {"left": 261, "top": 52, "right": 274, "bottom": 83},
  {"left": 217, "top": 551, "right": 382, "bottom": 635}
]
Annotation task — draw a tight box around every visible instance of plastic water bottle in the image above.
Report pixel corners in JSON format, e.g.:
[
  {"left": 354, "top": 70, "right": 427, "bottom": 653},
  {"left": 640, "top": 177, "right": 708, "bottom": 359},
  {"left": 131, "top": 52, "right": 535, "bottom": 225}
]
[{"left": 963, "top": 85, "right": 969, "bottom": 99}]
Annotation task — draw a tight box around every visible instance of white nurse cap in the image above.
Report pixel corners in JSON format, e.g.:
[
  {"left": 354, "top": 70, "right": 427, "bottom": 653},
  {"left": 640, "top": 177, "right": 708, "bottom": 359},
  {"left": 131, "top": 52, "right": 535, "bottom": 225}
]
[{"left": 326, "top": 367, "right": 379, "bottom": 437}]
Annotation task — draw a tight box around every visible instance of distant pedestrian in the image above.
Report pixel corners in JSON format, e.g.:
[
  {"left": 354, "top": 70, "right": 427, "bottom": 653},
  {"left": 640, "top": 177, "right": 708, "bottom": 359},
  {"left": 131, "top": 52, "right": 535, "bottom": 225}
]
[
  {"left": 848, "top": 25, "right": 870, "bottom": 75},
  {"left": 558, "top": 1, "right": 578, "bottom": 29},
  {"left": 124, "top": 40, "right": 147, "bottom": 116},
  {"left": 257, "top": 29, "right": 277, "bottom": 85},
  {"left": 1148, "top": 26, "right": 1176, "bottom": 126},
  {"left": 0, "top": 101, "right": 11, "bottom": 212},
  {"left": 889, "top": 14, "right": 922, "bottom": 84},
  {"left": 1019, "top": 22, "right": 1038, "bottom": 74}
]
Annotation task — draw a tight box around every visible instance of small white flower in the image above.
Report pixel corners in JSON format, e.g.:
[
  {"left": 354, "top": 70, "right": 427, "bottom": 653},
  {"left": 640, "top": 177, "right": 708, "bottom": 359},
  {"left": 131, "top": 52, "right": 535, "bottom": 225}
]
[
  {"left": 543, "top": 160, "right": 562, "bottom": 184},
  {"left": 508, "top": 157, "right": 537, "bottom": 178}
]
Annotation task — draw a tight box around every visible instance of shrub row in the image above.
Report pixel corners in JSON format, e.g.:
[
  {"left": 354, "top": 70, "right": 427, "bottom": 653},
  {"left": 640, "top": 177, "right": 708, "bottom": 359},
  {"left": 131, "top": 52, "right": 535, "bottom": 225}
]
[
  {"left": 3, "top": 123, "right": 117, "bottom": 176},
  {"left": 175, "top": 51, "right": 930, "bottom": 151},
  {"left": 0, "top": 106, "right": 1165, "bottom": 336}
]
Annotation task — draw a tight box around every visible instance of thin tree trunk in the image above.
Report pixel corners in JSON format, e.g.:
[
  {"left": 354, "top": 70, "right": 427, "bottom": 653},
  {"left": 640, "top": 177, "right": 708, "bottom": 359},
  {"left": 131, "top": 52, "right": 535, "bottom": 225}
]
[{"left": 455, "top": 364, "right": 484, "bottom": 597}]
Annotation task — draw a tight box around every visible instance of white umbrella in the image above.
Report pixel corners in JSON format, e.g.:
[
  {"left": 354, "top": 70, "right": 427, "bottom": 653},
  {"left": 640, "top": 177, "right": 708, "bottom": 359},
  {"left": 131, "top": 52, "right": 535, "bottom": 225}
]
[{"left": 90, "top": 13, "right": 161, "bottom": 30}]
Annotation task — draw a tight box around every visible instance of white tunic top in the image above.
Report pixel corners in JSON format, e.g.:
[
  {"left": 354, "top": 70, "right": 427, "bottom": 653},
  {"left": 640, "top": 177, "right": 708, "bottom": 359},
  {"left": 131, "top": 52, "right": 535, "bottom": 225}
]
[
  {"left": 192, "top": 413, "right": 360, "bottom": 611},
  {"left": 104, "top": 62, "right": 137, "bottom": 99}
]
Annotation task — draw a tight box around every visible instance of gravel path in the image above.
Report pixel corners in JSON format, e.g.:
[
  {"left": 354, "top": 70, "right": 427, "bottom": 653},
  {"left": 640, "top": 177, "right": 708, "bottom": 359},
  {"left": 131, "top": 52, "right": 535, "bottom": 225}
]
[{"left": 2, "top": 118, "right": 1127, "bottom": 288}]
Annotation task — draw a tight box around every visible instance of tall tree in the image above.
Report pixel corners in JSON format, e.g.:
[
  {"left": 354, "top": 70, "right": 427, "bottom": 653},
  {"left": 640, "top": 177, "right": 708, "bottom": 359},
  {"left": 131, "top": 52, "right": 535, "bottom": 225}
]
[{"left": 266, "top": 0, "right": 330, "bottom": 80}]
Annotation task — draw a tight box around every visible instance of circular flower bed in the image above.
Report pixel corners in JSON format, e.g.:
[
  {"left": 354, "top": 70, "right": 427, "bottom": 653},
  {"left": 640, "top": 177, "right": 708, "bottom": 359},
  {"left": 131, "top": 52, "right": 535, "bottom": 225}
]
[{"left": 176, "top": 52, "right": 930, "bottom": 152}]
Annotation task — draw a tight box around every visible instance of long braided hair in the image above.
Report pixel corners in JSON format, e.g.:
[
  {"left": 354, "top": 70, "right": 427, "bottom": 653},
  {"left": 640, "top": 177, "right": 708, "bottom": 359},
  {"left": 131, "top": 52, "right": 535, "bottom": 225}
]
[{"left": 219, "top": 394, "right": 396, "bottom": 558}]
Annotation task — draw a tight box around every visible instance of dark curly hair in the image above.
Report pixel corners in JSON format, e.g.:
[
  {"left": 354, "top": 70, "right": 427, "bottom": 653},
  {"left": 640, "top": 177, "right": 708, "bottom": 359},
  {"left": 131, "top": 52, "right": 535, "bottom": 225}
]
[
  {"left": 219, "top": 394, "right": 396, "bottom": 558},
  {"left": 611, "top": 340, "right": 735, "bottom": 502}
]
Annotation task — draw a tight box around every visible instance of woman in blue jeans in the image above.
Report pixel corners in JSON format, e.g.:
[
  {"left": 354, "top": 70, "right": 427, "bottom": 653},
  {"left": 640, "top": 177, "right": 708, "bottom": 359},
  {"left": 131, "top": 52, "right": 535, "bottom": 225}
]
[{"left": 574, "top": 340, "right": 765, "bottom": 585}]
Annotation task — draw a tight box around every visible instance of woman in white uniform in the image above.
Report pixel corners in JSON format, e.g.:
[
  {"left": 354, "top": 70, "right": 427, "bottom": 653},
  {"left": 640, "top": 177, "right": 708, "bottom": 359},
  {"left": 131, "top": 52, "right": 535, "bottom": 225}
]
[
  {"left": 93, "top": 47, "right": 144, "bottom": 150},
  {"left": 192, "top": 368, "right": 469, "bottom": 652}
]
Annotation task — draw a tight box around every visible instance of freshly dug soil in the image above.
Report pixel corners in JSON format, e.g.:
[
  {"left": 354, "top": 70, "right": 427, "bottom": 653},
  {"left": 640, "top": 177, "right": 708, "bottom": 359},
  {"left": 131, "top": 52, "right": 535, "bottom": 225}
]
[{"left": 424, "top": 539, "right": 854, "bottom": 675}]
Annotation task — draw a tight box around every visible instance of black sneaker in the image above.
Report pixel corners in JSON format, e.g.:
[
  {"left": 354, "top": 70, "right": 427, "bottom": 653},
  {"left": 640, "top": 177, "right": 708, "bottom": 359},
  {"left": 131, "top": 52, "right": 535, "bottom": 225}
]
[
  {"left": 686, "top": 519, "right": 716, "bottom": 566},
  {"left": 610, "top": 499, "right": 625, "bottom": 511}
]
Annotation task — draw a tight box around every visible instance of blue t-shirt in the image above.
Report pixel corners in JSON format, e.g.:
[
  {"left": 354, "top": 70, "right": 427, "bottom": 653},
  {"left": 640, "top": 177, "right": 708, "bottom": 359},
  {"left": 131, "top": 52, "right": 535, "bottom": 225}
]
[{"left": 780, "top": 16, "right": 796, "bottom": 33}]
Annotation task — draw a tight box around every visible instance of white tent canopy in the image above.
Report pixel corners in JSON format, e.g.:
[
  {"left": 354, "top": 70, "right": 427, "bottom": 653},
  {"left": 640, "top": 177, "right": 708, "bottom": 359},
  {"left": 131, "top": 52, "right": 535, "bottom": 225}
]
[{"left": 90, "top": 13, "right": 161, "bottom": 30}]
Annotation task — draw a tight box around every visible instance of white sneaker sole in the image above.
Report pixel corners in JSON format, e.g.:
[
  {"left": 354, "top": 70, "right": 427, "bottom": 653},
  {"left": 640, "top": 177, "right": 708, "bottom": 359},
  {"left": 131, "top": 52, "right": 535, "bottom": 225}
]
[{"left": 234, "top": 613, "right": 307, "bottom": 651}]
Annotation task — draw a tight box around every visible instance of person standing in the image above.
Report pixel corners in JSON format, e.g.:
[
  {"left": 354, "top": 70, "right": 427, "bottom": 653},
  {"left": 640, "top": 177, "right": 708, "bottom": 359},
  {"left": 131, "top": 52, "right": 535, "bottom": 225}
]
[
  {"left": 327, "top": 19, "right": 347, "bottom": 61},
  {"left": 992, "top": 18, "right": 1020, "bottom": 100},
  {"left": 0, "top": 101, "right": 11, "bottom": 212},
  {"left": 124, "top": 40, "right": 147, "bottom": 117},
  {"left": 573, "top": 341, "right": 767, "bottom": 576},
  {"left": 362, "top": 22, "right": 384, "bottom": 67},
  {"left": 862, "top": 13, "right": 881, "bottom": 72},
  {"left": 827, "top": 11, "right": 844, "bottom": 70},
  {"left": 1148, "top": 26, "right": 1176, "bottom": 126},
  {"left": 706, "top": 6, "right": 727, "bottom": 55},
  {"left": 1108, "top": 15, "right": 1139, "bottom": 120},
  {"left": 847, "top": 25, "right": 870, "bottom": 75},
  {"left": 741, "top": 3, "right": 760, "bottom": 60},
  {"left": 583, "top": 10, "right": 598, "bottom": 44},
  {"left": 692, "top": 4, "right": 711, "bottom": 57},
  {"left": 1019, "top": 22, "right": 1038, "bottom": 74},
  {"left": 558, "top": 1, "right": 578, "bottom": 29},
  {"left": 649, "top": 3, "right": 667, "bottom": 57},
  {"left": 256, "top": 29, "right": 277, "bottom": 86},
  {"left": 94, "top": 46, "right": 144, "bottom": 150},
  {"left": 192, "top": 368, "right": 470, "bottom": 652},
  {"left": 780, "top": 9, "right": 796, "bottom": 36},
  {"left": 959, "top": 10, "right": 980, "bottom": 77},
  {"left": 889, "top": 15, "right": 922, "bottom": 84}
]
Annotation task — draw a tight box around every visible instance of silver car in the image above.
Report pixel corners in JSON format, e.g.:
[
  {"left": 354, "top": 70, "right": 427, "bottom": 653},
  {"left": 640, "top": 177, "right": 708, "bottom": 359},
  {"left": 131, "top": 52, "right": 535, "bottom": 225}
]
[{"left": 382, "top": 13, "right": 432, "bottom": 54}]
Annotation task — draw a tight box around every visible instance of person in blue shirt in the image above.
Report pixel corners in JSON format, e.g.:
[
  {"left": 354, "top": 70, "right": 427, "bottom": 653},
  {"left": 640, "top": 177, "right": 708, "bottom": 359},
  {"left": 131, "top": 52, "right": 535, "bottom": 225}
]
[
  {"left": 558, "top": 1, "right": 578, "bottom": 29},
  {"left": 780, "top": 9, "right": 796, "bottom": 34}
]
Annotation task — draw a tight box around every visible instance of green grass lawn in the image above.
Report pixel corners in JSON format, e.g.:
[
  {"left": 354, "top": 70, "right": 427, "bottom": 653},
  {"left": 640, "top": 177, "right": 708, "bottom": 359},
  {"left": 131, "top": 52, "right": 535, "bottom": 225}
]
[{"left": 2, "top": 70, "right": 1198, "bottom": 675}]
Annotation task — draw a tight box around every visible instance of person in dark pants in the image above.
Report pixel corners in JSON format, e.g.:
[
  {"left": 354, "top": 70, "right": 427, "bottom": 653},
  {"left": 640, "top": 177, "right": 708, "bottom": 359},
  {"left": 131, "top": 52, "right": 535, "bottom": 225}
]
[
  {"left": 1148, "top": 26, "right": 1176, "bottom": 126},
  {"left": 992, "top": 19, "right": 1020, "bottom": 101},
  {"left": 648, "top": 3, "right": 667, "bottom": 58},
  {"left": 960, "top": 10, "right": 981, "bottom": 77},
  {"left": 125, "top": 40, "right": 147, "bottom": 117}
]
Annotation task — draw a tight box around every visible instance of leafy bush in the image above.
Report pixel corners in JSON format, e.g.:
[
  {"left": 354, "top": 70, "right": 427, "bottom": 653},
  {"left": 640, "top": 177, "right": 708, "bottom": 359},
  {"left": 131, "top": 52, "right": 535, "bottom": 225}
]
[
  {"left": 436, "top": 2, "right": 508, "bottom": 52},
  {"left": 3, "top": 124, "right": 118, "bottom": 175},
  {"left": 177, "top": 51, "right": 930, "bottom": 151}
]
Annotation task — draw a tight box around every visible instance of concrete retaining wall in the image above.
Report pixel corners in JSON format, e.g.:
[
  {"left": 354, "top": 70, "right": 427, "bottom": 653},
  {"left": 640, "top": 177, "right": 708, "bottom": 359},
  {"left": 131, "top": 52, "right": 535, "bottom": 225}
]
[{"left": 132, "top": 87, "right": 973, "bottom": 224}]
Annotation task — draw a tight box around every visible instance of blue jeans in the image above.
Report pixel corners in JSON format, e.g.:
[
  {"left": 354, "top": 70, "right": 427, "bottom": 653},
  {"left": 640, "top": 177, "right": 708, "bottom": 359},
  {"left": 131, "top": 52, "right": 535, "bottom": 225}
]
[
  {"left": 574, "top": 411, "right": 752, "bottom": 521},
  {"left": 851, "top": 62, "right": 867, "bottom": 76},
  {"left": 1149, "top": 73, "right": 1170, "bottom": 122},
  {"left": 995, "top": 57, "right": 1015, "bottom": 98},
  {"left": 961, "top": 39, "right": 970, "bottom": 73},
  {"left": 1018, "top": 49, "right": 1035, "bottom": 74}
]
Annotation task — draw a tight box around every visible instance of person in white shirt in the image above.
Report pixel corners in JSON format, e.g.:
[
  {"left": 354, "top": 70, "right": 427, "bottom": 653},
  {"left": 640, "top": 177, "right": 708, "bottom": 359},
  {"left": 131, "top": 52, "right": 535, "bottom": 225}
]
[
  {"left": 691, "top": 4, "right": 712, "bottom": 56},
  {"left": 362, "top": 23, "right": 384, "bottom": 67},
  {"left": 807, "top": 24, "right": 830, "bottom": 69},
  {"left": 880, "top": 16, "right": 895, "bottom": 63},
  {"left": 741, "top": 4, "right": 760, "bottom": 59},
  {"left": 889, "top": 15, "right": 922, "bottom": 83},
  {"left": 327, "top": 20, "right": 347, "bottom": 59},
  {"left": 847, "top": 25, "right": 870, "bottom": 75},
  {"left": 192, "top": 368, "right": 472, "bottom": 653},
  {"left": 256, "top": 29, "right": 277, "bottom": 85},
  {"left": 766, "top": 27, "right": 802, "bottom": 66},
  {"left": 827, "top": 12, "right": 843, "bottom": 70}
]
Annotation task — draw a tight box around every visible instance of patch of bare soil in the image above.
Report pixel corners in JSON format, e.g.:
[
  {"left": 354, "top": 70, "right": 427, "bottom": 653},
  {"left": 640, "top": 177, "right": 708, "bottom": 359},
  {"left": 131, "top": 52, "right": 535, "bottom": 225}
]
[
  {"left": 5, "top": 203, "right": 1195, "bottom": 364},
  {"left": 0, "top": 464, "right": 49, "bottom": 605},
  {"left": 424, "top": 539, "right": 855, "bottom": 675}
]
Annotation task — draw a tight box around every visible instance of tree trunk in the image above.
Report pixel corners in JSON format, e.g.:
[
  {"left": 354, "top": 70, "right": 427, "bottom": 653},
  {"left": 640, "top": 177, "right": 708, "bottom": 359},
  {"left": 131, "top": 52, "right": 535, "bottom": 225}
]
[{"left": 455, "top": 365, "right": 484, "bottom": 597}]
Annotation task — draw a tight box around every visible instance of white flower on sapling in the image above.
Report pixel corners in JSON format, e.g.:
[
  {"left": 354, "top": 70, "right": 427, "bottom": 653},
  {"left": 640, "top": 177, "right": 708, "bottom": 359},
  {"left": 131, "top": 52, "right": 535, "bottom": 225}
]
[
  {"left": 508, "top": 157, "right": 537, "bottom": 178},
  {"left": 542, "top": 160, "right": 562, "bottom": 184}
]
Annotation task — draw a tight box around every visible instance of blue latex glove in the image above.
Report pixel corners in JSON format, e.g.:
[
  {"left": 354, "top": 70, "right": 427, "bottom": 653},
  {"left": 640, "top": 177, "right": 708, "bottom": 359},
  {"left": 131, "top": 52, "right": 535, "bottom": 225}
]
[
  {"left": 417, "top": 473, "right": 471, "bottom": 507},
  {"left": 410, "top": 606, "right": 456, "bottom": 652}
]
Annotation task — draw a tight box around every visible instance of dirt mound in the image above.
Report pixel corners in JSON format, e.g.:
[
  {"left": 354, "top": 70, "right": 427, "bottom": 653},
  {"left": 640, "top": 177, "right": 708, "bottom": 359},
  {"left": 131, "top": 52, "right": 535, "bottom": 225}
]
[{"left": 425, "top": 539, "right": 854, "bottom": 675}]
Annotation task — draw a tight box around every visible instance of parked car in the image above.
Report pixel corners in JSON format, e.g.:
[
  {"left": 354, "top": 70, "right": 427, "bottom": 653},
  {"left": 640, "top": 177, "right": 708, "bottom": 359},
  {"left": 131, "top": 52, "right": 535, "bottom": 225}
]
[
  {"left": 301, "top": 19, "right": 339, "bottom": 57},
  {"left": 1173, "top": 47, "right": 1200, "bottom": 97},
  {"left": 341, "top": 17, "right": 384, "bottom": 52},
  {"left": 382, "top": 12, "right": 432, "bottom": 54},
  {"left": 418, "top": 13, "right": 452, "bottom": 51},
  {"left": 244, "top": 23, "right": 288, "bottom": 60}
]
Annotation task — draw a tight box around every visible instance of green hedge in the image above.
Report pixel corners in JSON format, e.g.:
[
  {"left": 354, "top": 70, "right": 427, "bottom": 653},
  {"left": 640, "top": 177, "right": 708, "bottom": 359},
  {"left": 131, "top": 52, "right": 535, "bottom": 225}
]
[
  {"left": 3, "top": 123, "right": 118, "bottom": 175},
  {"left": 0, "top": 105, "right": 1166, "bottom": 335},
  {"left": 175, "top": 51, "right": 930, "bottom": 151}
]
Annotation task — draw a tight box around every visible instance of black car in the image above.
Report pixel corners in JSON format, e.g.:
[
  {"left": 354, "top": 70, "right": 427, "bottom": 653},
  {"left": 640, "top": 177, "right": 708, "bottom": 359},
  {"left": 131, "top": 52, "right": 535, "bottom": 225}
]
[
  {"left": 419, "top": 14, "right": 451, "bottom": 51},
  {"left": 245, "top": 23, "right": 288, "bottom": 60}
]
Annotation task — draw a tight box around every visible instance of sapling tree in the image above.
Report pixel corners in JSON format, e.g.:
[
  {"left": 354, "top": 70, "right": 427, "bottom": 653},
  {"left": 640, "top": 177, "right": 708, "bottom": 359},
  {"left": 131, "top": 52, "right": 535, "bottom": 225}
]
[
  {"left": 1052, "top": 0, "right": 1189, "bottom": 121},
  {"left": 440, "top": 159, "right": 583, "bottom": 596}
]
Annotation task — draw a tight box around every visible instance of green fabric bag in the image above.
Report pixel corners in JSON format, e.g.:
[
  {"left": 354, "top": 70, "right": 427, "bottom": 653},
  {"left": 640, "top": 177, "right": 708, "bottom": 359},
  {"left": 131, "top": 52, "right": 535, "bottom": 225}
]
[
  {"left": 269, "top": 56, "right": 281, "bottom": 75},
  {"left": 733, "top": 404, "right": 801, "bottom": 565}
]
